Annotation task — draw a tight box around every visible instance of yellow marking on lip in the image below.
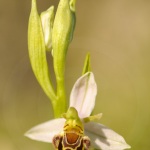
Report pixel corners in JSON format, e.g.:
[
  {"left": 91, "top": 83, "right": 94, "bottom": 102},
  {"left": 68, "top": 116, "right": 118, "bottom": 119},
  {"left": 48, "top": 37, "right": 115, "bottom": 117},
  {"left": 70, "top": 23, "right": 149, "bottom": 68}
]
[{"left": 76, "top": 125, "right": 83, "bottom": 131}]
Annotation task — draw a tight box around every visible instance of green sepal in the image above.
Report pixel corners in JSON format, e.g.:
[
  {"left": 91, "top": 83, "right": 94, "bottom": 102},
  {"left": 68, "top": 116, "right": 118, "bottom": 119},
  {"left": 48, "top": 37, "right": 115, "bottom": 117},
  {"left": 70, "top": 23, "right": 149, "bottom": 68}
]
[
  {"left": 28, "top": 0, "right": 56, "bottom": 103},
  {"left": 82, "top": 53, "right": 91, "bottom": 75}
]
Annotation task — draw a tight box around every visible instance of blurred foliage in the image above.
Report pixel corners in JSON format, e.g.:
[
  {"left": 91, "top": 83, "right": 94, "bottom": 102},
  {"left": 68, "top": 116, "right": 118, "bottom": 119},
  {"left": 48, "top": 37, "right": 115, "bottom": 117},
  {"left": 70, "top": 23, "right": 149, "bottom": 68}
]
[{"left": 0, "top": 0, "right": 150, "bottom": 150}]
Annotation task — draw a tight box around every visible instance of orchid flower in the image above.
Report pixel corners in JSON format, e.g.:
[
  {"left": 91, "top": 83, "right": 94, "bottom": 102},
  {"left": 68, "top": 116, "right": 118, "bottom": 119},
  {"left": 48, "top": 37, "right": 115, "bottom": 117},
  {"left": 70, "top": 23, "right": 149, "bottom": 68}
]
[{"left": 25, "top": 72, "right": 131, "bottom": 150}]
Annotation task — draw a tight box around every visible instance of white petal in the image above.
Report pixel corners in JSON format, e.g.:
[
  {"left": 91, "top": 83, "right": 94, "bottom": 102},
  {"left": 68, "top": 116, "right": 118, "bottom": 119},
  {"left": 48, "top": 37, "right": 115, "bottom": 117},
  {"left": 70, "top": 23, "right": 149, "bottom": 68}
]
[
  {"left": 25, "top": 118, "right": 65, "bottom": 143},
  {"left": 70, "top": 72, "right": 97, "bottom": 118},
  {"left": 84, "top": 122, "right": 131, "bottom": 150},
  {"left": 40, "top": 6, "right": 54, "bottom": 51}
]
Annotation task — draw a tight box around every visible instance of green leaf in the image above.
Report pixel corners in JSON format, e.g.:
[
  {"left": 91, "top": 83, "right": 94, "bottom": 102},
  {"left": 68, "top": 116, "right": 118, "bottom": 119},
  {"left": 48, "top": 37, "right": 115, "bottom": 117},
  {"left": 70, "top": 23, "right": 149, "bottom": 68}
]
[{"left": 28, "top": 0, "right": 56, "bottom": 103}]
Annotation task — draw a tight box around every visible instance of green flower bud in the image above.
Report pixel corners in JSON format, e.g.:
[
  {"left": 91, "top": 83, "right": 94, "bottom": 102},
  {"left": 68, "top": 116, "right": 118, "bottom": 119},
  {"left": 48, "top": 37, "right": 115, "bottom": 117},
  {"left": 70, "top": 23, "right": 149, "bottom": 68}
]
[
  {"left": 50, "top": 0, "right": 77, "bottom": 116},
  {"left": 52, "top": 0, "right": 76, "bottom": 80},
  {"left": 28, "top": 0, "right": 56, "bottom": 108}
]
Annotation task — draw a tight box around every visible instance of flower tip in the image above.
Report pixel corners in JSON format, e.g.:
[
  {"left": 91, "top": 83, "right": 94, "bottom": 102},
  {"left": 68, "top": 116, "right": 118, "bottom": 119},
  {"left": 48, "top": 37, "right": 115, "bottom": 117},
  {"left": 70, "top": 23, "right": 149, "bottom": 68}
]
[
  {"left": 31, "top": 0, "right": 37, "bottom": 9},
  {"left": 24, "top": 128, "right": 36, "bottom": 140},
  {"left": 47, "top": 5, "right": 54, "bottom": 11},
  {"left": 125, "top": 143, "right": 131, "bottom": 149},
  {"left": 24, "top": 130, "right": 34, "bottom": 140},
  {"left": 97, "top": 113, "right": 103, "bottom": 120},
  {"left": 69, "top": 0, "right": 77, "bottom": 12}
]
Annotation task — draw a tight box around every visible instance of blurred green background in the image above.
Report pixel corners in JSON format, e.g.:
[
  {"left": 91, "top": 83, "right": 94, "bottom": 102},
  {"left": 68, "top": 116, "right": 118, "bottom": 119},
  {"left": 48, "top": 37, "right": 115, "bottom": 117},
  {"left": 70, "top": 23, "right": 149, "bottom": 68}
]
[{"left": 0, "top": 0, "right": 150, "bottom": 149}]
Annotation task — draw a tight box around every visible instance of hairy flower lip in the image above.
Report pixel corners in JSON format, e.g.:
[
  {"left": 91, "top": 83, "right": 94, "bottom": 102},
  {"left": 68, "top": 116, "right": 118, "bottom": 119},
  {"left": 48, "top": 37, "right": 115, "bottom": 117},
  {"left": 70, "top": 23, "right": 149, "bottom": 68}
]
[{"left": 65, "top": 131, "right": 83, "bottom": 137}]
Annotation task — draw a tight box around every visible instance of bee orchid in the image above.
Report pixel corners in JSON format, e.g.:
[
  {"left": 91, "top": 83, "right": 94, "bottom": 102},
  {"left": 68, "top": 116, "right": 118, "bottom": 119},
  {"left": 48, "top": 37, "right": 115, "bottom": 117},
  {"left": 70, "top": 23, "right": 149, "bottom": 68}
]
[{"left": 25, "top": 72, "right": 131, "bottom": 150}]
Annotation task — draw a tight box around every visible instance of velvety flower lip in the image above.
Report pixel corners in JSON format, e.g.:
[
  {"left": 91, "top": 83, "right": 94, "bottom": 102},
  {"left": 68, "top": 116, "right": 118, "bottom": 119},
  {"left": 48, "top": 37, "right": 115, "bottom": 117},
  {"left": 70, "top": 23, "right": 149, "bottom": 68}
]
[{"left": 25, "top": 72, "right": 131, "bottom": 150}]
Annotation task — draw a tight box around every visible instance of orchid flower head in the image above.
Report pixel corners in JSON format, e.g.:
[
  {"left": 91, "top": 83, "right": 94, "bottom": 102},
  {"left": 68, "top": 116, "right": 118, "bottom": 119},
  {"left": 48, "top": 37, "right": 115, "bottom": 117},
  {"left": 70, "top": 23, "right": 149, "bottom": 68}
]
[{"left": 25, "top": 72, "right": 131, "bottom": 150}]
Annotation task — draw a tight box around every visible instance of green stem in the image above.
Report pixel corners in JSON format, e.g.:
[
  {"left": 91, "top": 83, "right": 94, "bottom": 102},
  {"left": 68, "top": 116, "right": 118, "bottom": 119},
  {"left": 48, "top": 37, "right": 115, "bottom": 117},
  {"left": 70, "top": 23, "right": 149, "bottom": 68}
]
[{"left": 53, "top": 77, "right": 67, "bottom": 118}]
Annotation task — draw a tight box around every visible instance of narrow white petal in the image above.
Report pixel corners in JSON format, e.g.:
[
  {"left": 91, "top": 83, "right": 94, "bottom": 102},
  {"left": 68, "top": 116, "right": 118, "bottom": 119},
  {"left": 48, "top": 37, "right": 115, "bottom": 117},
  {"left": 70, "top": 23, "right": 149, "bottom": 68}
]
[
  {"left": 70, "top": 72, "right": 97, "bottom": 118},
  {"left": 84, "top": 122, "right": 131, "bottom": 150},
  {"left": 40, "top": 6, "right": 54, "bottom": 51},
  {"left": 25, "top": 118, "right": 65, "bottom": 143}
]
